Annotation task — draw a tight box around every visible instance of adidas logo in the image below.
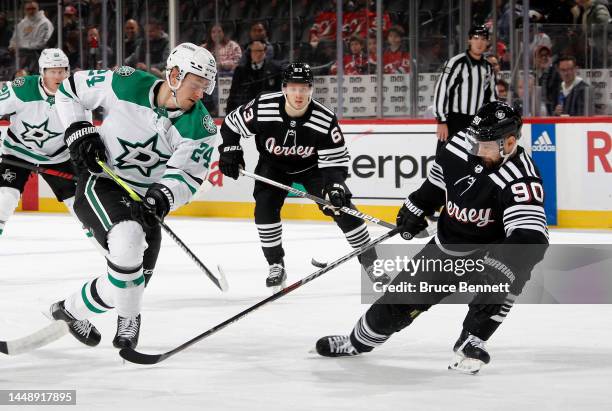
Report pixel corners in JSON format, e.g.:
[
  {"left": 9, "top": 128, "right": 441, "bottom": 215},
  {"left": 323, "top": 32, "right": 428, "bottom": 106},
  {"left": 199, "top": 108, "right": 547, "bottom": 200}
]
[{"left": 532, "top": 131, "right": 556, "bottom": 152}]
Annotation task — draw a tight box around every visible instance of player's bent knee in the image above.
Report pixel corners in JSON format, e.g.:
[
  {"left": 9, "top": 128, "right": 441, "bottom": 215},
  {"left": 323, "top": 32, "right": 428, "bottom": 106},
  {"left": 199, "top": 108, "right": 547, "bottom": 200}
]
[
  {"left": 106, "top": 220, "right": 147, "bottom": 268},
  {"left": 0, "top": 187, "right": 21, "bottom": 219}
]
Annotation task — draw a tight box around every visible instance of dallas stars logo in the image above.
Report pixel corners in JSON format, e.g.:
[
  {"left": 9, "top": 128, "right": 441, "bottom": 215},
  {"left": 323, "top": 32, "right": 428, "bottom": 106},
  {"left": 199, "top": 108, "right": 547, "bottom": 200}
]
[
  {"left": 115, "top": 134, "right": 170, "bottom": 177},
  {"left": 20, "top": 119, "right": 62, "bottom": 148}
]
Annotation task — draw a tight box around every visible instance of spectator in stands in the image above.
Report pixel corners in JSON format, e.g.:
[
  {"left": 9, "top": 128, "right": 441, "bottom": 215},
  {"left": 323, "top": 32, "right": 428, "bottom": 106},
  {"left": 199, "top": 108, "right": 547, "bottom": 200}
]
[
  {"left": 418, "top": 36, "right": 445, "bottom": 72},
  {"left": 366, "top": 34, "right": 377, "bottom": 72},
  {"left": 574, "top": 0, "right": 611, "bottom": 26},
  {"left": 0, "top": 12, "right": 12, "bottom": 72},
  {"left": 496, "top": 79, "right": 509, "bottom": 100},
  {"left": 309, "top": 39, "right": 336, "bottom": 75},
  {"left": 63, "top": 6, "right": 79, "bottom": 32},
  {"left": 554, "top": 55, "right": 593, "bottom": 116},
  {"left": 8, "top": 1, "right": 54, "bottom": 73},
  {"left": 382, "top": 26, "right": 411, "bottom": 74},
  {"left": 226, "top": 40, "right": 282, "bottom": 113},
  {"left": 125, "top": 19, "right": 169, "bottom": 77},
  {"left": 486, "top": 54, "right": 501, "bottom": 79},
  {"left": 205, "top": 23, "right": 242, "bottom": 76},
  {"left": 513, "top": 74, "right": 547, "bottom": 116},
  {"left": 13, "top": 68, "right": 28, "bottom": 78},
  {"left": 86, "top": 26, "right": 114, "bottom": 69},
  {"left": 239, "top": 21, "right": 274, "bottom": 65},
  {"left": 574, "top": 0, "right": 611, "bottom": 67},
  {"left": 64, "top": 30, "right": 81, "bottom": 70},
  {"left": 124, "top": 19, "right": 141, "bottom": 60},
  {"left": 534, "top": 45, "right": 561, "bottom": 115},
  {"left": 330, "top": 35, "right": 368, "bottom": 75}
]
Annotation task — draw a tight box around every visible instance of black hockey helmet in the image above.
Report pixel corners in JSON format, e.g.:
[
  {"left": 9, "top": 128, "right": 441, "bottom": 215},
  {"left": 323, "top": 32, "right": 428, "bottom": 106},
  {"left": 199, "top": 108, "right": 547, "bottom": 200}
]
[
  {"left": 468, "top": 24, "right": 489, "bottom": 39},
  {"left": 467, "top": 101, "right": 522, "bottom": 142},
  {"left": 282, "top": 62, "right": 314, "bottom": 87}
]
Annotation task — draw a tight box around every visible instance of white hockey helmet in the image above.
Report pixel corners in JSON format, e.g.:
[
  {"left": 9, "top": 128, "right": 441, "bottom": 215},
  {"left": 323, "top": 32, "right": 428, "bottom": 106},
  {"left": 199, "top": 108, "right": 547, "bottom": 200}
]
[
  {"left": 39, "top": 48, "right": 70, "bottom": 76},
  {"left": 166, "top": 42, "right": 217, "bottom": 95}
]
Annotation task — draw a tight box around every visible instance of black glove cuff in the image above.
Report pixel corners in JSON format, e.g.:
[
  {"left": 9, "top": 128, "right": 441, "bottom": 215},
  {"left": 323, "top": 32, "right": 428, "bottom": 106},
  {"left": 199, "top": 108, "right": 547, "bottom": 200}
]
[
  {"left": 64, "top": 121, "right": 99, "bottom": 148},
  {"left": 147, "top": 183, "right": 174, "bottom": 214}
]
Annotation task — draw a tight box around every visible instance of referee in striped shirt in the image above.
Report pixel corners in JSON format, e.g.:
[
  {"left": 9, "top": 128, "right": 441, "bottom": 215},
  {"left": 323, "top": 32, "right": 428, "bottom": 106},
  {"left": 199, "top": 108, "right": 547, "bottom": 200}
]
[{"left": 433, "top": 25, "right": 497, "bottom": 148}]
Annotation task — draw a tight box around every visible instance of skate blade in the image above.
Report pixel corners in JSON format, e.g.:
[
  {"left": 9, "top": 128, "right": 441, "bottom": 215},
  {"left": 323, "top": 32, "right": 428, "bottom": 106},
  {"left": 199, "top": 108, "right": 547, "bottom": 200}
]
[
  {"left": 270, "top": 280, "right": 287, "bottom": 294},
  {"left": 448, "top": 354, "right": 483, "bottom": 375}
]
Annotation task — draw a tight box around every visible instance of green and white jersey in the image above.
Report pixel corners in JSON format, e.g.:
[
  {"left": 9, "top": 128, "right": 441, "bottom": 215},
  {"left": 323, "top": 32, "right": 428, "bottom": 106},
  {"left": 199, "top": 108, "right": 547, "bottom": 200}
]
[
  {"left": 56, "top": 67, "right": 218, "bottom": 210},
  {"left": 0, "top": 75, "right": 77, "bottom": 165}
]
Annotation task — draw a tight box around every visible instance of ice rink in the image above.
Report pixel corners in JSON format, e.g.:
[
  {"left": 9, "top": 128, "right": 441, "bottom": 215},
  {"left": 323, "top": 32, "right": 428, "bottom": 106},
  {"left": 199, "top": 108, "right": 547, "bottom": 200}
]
[{"left": 1, "top": 212, "right": 612, "bottom": 410}]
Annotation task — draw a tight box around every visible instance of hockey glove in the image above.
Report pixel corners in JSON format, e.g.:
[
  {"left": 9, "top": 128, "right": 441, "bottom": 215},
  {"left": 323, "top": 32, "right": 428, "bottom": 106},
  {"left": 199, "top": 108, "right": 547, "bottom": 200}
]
[
  {"left": 396, "top": 196, "right": 428, "bottom": 240},
  {"left": 132, "top": 183, "right": 173, "bottom": 229},
  {"left": 218, "top": 144, "right": 245, "bottom": 180},
  {"left": 321, "top": 182, "right": 347, "bottom": 216},
  {"left": 64, "top": 121, "right": 107, "bottom": 173}
]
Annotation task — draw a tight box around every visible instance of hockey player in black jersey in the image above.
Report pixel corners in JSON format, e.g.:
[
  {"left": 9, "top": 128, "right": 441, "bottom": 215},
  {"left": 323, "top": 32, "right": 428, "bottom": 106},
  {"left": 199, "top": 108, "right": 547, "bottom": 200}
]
[
  {"left": 218, "top": 63, "right": 386, "bottom": 290},
  {"left": 315, "top": 101, "right": 549, "bottom": 374}
]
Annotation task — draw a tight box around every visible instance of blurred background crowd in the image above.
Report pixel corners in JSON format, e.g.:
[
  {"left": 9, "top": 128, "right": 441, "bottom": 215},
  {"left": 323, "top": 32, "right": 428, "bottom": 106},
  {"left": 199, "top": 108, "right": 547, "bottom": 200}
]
[{"left": 1, "top": 0, "right": 611, "bottom": 118}]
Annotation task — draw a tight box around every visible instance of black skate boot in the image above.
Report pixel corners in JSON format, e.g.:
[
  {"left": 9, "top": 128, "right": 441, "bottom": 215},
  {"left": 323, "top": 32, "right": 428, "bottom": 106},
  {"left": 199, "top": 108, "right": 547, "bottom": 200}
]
[
  {"left": 266, "top": 261, "right": 287, "bottom": 291},
  {"left": 358, "top": 247, "right": 390, "bottom": 285},
  {"left": 315, "top": 335, "right": 361, "bottom": 357},
  {"left": 449, "top": 330, "right": 490, "bottom": 374},
  {"left": 112, "top": 314, "right": 141, "bottom": 349},
  {"left": 50, "top": 300, "right": 101, "bottom": 347}
]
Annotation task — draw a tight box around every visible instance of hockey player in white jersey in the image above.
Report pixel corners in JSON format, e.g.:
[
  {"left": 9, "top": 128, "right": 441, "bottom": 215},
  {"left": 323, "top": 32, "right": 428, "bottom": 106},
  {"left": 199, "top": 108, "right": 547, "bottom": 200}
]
[
  {"left": 0, "top": 49, "right": 88, "bottom": 235},
  {"left": 50, "top": 43, "right": 218, "bottom": 349}
]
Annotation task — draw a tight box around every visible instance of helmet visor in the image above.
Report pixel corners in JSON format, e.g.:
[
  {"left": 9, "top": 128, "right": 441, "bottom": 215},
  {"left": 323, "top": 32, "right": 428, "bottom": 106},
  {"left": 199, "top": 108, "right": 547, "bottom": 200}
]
[{"left": 464, "top": 130, "right": 502, "bottom": 157}]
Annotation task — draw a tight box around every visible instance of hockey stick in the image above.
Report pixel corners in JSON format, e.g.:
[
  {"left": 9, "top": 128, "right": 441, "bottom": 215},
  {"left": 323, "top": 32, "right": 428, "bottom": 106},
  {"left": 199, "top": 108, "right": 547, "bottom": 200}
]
[
  {"left": 0, "top": 321, "right": 69, "bottom": 355},
  {"left": 0, "top": 156, "right": 76, "bottom": 181},
  {"left": 96, "top": 160, "right": 229, "bottom": 292},
  {"left": 241, "top": 169, "right": 437, "bottom": 241},
  {"left": 240, "top": 169, "right": 398, "bottom": 230},
  {"left": 119, "top": 227, "right": 399, "bottom": 364}
]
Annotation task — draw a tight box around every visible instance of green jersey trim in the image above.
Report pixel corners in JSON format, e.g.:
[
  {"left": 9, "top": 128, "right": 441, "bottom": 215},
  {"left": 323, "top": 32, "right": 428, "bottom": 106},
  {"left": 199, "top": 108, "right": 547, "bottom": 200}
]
[
  {"left": 170, "top": 101, "right": 216, "bottom": 141},
  {"left": 162, "top": 173, "right": 197, "bottom": 194},
  {"left": 3, "top": 138, "right": 50, "bottom": 161},
  {"left": 111, "top": 68, "right": 159, "bottom": 108},
  {"left": 11, "top": 75, "right": 45, "bottom": 103}
]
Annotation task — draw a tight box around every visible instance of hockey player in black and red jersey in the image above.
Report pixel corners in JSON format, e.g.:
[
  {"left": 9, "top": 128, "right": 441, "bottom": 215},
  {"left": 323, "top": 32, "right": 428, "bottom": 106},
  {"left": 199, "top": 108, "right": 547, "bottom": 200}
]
[
  {"left": 315, "top": 101, "right": 549, "bottom": 374},
  {"left": 218, "top": 63, "right": 387, "bottom": 290}
]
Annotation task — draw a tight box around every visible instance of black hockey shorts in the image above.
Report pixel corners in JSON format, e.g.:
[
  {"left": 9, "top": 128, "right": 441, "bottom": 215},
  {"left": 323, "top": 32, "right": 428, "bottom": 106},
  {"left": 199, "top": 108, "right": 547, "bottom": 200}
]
[
  {"left": 0, "top": 155, "right": 76, "bottom": 201},
  {"left": 73, "top": 174, "right": 161, "bottom": 269}
]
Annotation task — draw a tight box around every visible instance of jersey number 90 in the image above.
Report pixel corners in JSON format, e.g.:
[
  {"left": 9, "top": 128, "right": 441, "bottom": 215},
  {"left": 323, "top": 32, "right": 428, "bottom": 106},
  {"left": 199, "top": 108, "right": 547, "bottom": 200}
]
[{"left": 510, "top": 181, "right": 544, "bottom": 203}]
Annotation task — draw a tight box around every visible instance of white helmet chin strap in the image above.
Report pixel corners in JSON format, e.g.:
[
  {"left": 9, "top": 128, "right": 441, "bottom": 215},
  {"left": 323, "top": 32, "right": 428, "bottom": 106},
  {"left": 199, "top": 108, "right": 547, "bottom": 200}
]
[
  {"left": 166, "top": 68, "right": 184, "bottom": 109},
  {"left": 499, "top": 138, "right": 517, "bottom": 166}
]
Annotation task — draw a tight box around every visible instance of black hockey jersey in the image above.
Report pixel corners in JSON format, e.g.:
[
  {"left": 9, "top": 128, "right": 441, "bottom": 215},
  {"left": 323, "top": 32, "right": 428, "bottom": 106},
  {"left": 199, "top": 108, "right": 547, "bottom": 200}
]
[
  {"left": 220, "top": 92, "right": 349, "bottom": 177},
  {"left": 412, "top": 131, "right": 549, "bottom": 246}
]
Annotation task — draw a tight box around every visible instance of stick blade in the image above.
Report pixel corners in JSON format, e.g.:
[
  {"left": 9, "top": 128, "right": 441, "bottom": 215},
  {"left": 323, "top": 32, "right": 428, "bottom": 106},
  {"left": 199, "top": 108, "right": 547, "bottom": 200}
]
[
  {"left": 119, "top": 347, "right": 166, "bottom": 365},
  {"left": 1, "top": 321, "right": 69, "bottom": 355}
]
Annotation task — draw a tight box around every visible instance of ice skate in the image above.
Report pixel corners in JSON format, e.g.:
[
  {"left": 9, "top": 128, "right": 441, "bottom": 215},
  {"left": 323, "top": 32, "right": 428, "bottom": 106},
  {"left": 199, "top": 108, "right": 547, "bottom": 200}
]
[
  {"left": 50, "top": 300, "right": 101, "bottom": 347},
  {"left": 315, "top": 335, "right": 361, "bottom": 357},
  {"left": 266, "top": 262, "right": 287, "bottom": 292},
  {"left": 448, "top": 330, "right": 490, "bottom": 374},
  {"left": 112, "top": 314, "right": 141, "bottom": 349}
]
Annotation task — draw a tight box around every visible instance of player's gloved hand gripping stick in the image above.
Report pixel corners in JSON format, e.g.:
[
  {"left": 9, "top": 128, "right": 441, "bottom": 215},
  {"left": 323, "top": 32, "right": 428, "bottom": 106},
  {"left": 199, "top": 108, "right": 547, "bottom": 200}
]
[{"left": 96, "top": 159, "right": 229, "bottom": 292}]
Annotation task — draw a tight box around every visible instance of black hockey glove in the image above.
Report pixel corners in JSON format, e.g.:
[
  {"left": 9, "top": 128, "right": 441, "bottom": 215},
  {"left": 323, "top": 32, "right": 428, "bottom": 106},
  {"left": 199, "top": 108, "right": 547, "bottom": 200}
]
[
  {"left": 64, "top": 121, "right": 107, "bottom": 173},
  {"left": 218, "top": 143, "right": 245, "bottom": 180},
  {"left": 396, "top": 196, "right": 428, "bottom": 240},
  {"left": 132, "top": 183, "right": 173, "bottom": 229},
  {"left": 321, "top": 182, "right": 347, "bottom": 216}
]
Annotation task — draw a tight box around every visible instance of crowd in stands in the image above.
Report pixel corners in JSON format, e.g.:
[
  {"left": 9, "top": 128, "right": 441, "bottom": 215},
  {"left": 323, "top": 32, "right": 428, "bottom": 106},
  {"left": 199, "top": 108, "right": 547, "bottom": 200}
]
[{"left": 0, "top": 0, "right": 611, "bottom": 117}]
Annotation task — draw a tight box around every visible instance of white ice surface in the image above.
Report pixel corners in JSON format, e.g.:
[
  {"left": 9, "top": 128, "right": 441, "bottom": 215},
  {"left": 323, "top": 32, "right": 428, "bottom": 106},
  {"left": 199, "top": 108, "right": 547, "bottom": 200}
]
[{"left": 1, "top": 213, "right": 612, "bottom": 411}]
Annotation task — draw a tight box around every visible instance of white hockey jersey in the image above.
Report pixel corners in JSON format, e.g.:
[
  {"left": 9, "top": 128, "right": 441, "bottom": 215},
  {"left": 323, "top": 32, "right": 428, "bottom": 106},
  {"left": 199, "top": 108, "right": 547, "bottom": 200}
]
[
  {"left": 0, "top": 75, "right": 75, "bottom": 165},
  {"left": 55, "top": 67, "right": 218, "bottom": 210}
]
